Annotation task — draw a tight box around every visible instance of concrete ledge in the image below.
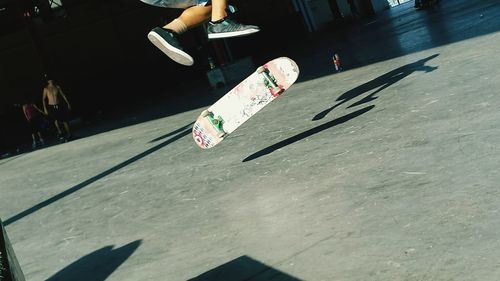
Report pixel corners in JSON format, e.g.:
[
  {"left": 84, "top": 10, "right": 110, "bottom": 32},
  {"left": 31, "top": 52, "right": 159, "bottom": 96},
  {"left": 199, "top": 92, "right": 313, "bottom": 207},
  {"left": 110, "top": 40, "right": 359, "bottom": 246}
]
[{"left": 0, "top": 219, "right": 25, "bottom": 281}]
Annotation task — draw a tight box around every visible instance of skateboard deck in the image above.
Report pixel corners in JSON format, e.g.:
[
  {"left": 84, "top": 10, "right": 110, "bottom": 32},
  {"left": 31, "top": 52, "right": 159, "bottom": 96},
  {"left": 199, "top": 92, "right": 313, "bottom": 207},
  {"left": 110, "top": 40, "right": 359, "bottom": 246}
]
[{"left": 193, "top": 57, "right": 299, "bottom": 149}]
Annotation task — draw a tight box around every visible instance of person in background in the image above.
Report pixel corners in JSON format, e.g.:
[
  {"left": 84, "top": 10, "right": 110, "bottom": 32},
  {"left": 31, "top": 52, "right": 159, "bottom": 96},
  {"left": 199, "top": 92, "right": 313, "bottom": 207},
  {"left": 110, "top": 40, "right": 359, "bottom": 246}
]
[
  {"left": 42, "top": 79, "right": 72, "bottom": 141},
  {"left": 20, "top": 99, "right": 46, "bottom": 149}
]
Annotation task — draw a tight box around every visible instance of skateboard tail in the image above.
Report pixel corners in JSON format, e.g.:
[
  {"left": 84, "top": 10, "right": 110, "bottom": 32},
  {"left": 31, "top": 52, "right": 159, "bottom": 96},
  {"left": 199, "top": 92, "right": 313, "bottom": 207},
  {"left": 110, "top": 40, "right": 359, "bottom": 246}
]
[{"left": 193, "top": 121, "right": 223, "bottom": 149}]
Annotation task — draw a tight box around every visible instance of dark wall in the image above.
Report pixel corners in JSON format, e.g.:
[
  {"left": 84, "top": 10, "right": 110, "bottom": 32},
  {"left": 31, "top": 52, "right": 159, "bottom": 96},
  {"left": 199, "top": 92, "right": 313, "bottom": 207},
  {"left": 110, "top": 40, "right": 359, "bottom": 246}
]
[
  {"left": 0, "top": 0, "right": 204, "bottom": 111},
  {"left": 0, "top": 0, "right": 306, "bottom": 150}
]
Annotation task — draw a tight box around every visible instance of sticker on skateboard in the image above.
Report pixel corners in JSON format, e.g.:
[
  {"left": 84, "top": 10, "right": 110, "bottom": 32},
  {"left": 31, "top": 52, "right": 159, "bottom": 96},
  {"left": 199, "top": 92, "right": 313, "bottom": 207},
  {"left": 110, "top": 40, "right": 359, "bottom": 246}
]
[{"left": 193, "top": 57, "right": 300, "bottom": 149}]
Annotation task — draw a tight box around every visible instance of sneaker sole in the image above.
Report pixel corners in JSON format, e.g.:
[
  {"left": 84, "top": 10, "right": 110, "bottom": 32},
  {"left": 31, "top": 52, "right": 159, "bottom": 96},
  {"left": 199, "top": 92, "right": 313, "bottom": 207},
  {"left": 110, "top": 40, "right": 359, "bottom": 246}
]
[
  {"left": 147, "top": 32, "right": 194, "bottom": 66},
  {"left": 208, "top": 28, "right": 260, "bottom": 40}
]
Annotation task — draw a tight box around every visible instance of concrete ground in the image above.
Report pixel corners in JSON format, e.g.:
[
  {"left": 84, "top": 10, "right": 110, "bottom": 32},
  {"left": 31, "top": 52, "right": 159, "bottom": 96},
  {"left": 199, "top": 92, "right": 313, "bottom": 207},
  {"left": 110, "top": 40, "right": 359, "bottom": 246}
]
[{"left": 2, "top": 0, "right": 500, "bottom": 280}]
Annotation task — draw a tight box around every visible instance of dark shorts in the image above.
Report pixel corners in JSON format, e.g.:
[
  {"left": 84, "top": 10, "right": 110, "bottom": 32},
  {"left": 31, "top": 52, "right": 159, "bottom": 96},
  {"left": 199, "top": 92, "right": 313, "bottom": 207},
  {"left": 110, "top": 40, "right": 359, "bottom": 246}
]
[{"left": 47, "top": 104, "right": 69, "bottom": 122}]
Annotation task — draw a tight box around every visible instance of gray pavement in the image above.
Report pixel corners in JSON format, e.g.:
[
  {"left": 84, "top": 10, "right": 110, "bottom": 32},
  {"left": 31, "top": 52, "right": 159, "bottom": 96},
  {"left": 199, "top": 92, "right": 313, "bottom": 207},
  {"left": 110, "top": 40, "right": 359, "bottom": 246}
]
[{"left": 2, "top": 0, "right": 500, "bottom": 280}]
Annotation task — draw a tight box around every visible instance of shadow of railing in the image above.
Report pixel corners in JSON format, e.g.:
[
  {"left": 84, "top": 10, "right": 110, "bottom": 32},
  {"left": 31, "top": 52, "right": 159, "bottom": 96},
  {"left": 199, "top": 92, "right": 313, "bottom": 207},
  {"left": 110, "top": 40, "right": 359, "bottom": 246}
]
[
  {"left": 149, "top": 123, "right": 194, "bottom": 143},
  {"left": 4, "top": 125, "right": 192, "bottom": 226},
  {"left": 243, "top": 105, "right": 374, "bottom": 162}
]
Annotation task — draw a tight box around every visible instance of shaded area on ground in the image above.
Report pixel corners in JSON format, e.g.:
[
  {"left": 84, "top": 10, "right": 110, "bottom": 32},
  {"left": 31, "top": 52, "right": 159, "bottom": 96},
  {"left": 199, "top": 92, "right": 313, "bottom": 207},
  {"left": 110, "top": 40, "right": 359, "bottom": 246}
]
[
  {"left": 313, "top": 54, "right": 439, "bottom": 121},
  {"left": 188, "top": 255, "right": 302, "bottom": 281},
  {"left": 46, "top": 240, "right": 141, "bottom": 281}
]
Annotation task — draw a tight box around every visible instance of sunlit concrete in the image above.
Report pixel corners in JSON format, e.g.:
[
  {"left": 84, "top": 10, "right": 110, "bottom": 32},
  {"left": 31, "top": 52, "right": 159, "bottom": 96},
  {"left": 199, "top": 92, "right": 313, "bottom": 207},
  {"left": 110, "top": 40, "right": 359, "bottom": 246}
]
[{"left": 1, "top": 1, "right": 500, "bottom": 280}]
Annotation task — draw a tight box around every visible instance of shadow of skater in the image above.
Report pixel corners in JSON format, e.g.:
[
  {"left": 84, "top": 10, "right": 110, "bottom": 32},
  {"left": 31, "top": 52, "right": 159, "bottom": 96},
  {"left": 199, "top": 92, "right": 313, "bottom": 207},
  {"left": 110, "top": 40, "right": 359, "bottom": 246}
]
[
  {"left": 313, "top": 54, "right": 439, "bottom": 121},
  {"left": 4, "top": 125, "right": 192, "bottom": 226},
  {"left": 188, "top": 255, "right": 303, "bottom": 281},
  {"left": 46, "top": 240, "right": 141, "bottom": 281}
]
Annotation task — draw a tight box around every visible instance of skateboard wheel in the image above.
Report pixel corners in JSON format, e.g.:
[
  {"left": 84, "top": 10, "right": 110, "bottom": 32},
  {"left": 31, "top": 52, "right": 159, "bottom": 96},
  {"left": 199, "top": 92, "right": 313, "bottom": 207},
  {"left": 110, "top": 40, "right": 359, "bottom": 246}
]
[
  {"left": 257, "top": 66, "right": 266, "bottom": 74},
  {"left": 217, "top": 132, "right": 226, "bottom": 138},
  {"left": 201, "top": 110, "right": 210, "bottom": 117}
]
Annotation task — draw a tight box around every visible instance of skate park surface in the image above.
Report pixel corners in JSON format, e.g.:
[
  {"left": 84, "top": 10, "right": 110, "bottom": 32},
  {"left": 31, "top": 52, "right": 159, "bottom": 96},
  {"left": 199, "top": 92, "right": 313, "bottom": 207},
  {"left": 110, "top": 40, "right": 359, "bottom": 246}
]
[{"left": 1, "top": 0, "right": 500, "bottom": 280}]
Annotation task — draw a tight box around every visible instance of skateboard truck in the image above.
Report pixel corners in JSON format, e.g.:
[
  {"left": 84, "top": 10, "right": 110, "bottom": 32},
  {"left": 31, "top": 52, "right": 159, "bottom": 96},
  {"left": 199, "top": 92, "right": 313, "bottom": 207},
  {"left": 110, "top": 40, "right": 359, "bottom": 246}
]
[
  {"left": 257, "top": 66, "right": 284, "bottom": 97},
  {"left": 201, "top": 110, "right": 227, "bottom": 138}
]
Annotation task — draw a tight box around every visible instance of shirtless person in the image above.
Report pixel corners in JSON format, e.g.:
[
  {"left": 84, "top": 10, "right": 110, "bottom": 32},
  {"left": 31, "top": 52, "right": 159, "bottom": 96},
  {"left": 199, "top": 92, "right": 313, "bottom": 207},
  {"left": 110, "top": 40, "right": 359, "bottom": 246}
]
[{"left": 42, "top": 79, "right": 72, "bottom": 141}]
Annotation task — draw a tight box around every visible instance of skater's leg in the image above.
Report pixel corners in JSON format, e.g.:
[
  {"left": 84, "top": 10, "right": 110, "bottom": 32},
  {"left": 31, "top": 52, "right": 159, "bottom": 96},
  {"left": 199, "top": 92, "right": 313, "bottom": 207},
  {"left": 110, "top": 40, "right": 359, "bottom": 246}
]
[
  {"left": 210, "top": 0, "right": 227, "bottom": 22},
  {"left": 206, "top": 0, "right": 260, "bottom": 39},
  {"left": 148, "top": 6, "right": 211, "bottom": 65},
  {"left": 171, "top": 5, "right": 212, "bottom": 31}
]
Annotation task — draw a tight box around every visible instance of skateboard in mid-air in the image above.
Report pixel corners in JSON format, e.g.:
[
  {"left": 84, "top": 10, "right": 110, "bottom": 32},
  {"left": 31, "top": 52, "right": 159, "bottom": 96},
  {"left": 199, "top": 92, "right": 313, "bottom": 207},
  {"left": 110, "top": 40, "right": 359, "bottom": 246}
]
[{"left": 192, "top": 57, "right": 300, "bottom": 149}]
